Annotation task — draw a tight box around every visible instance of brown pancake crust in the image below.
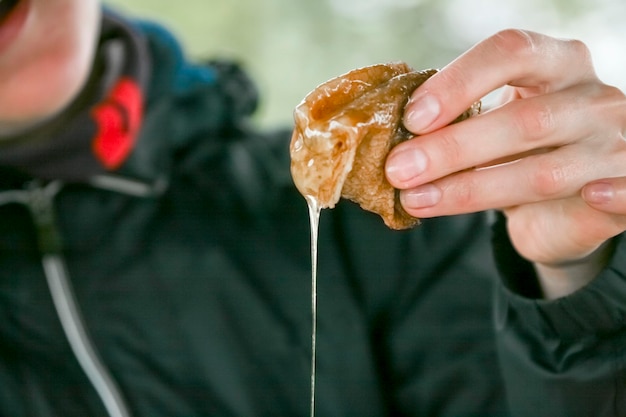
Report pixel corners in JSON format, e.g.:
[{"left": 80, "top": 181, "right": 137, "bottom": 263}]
[{"left": 290, "top": 63, "right": 476, "bottom": 229}]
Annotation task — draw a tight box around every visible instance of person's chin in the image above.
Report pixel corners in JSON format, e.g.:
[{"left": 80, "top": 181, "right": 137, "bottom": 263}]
[
  {"left": 0, "top": 96, "right": 71, "bottom": 138},
  {"left": 0, "top": 115, "right": 51, "bottom": 137}
]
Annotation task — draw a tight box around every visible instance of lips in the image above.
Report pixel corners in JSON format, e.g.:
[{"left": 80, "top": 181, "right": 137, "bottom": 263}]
[
  {"left": 0, "top": 0, "right": 19, "bottom": 23},
  {"left": 0, "top": 0, "right": 28, "bottom": 53}
]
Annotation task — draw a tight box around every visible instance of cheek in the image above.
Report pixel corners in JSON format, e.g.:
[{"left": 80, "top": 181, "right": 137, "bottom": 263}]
[
  {"left": 6, "top": 50, "right": 88, "bottom": 116},
  {"left": 0, "top": 1, "right": 100, "bottom": 127}
]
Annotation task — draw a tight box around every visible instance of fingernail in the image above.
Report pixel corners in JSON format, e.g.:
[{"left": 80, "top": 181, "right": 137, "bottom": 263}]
[
  {"left": 405, "top": 93, "right": 440, "bottom": 133},
  {"left": 584, "top": 182, "right": 614, "bottom": 204},
  {"left": 386, "top": 148, "right": 428, "bottom": 183},
  {"left": 401, "top": 184, "right": 442, "bottom": 209}
]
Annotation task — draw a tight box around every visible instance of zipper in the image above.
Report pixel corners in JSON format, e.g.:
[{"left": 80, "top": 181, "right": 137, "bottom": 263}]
[{"left": 0, "top": 181, "right": 132, "bottom": 417}]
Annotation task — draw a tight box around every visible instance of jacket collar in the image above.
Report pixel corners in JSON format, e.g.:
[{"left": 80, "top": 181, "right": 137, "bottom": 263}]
[{"left": 0, "top": 10, "right": 150, "bottom": 185}]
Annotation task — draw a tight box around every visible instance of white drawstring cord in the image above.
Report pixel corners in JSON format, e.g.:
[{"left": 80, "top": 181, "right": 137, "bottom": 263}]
[
  {"left": 0, "top": 182, "right": 133, "bottom": 417},
  {"left": 42, "top": 254, "right": 131, "bottom": 417}
]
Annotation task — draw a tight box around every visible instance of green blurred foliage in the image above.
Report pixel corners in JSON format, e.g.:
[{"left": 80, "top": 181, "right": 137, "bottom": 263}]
[{"left": 105, "top": 0, "right": 625, "bottom": 128}]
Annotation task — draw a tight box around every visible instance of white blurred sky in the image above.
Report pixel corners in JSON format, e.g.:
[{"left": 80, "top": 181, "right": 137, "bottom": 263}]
[
  {"left": 328, "top": 0, "right": 626, "bottom": 88},
  {"left": 107, "top": 0, "right": 626, "bottom": 126},
  {"left": 442, "top": 0, "right": 626, "bottom": 88}
]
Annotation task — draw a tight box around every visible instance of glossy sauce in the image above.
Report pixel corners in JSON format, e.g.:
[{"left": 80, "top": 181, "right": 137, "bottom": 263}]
[
  {"left": 290, "top": 64, "right": 447, "bottom": 417},
  {"left": 291, "top": 64, "right": 420, "bottom": 417},
  {"left": 305, "top": 195, "right": 320, "bottom": 417}
]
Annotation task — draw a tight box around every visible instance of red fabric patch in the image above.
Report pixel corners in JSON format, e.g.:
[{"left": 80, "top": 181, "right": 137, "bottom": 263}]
[{"left": 91, "top": 77, "right": 143, "bottom": 169}]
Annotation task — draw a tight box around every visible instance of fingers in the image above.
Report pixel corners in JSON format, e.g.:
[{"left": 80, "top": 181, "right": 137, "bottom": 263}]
[
  {"left": 392, "top": 28, "right": 626, "bottom": 266},
  {"left": 583, "top": 178, "right": 626, "bottom": 217},
  {"left": 386, "top": 82, "right": 624, "bottom": 191},
  {"left": 396, "top": 145, "right": 601, "bottom": 218},
  {"left": 389, "top": 120, "right": 626, "bottom": 219},
  {"left": 403, "top": 29, "right": 597, "bottom": 135},
  {"left": 385, "top": 28, "right": 626, "bottom": 232},
  {"left": 395, "top": 149, "right": 626, "bottom": 223},
  {"left": 575, "top": 178, "right": 626, "bottom": 247}
]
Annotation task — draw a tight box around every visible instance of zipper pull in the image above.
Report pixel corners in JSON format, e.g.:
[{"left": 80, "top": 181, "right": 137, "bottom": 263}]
[{"left": 25, "top": 181, "right": 64, "bottom": 254}]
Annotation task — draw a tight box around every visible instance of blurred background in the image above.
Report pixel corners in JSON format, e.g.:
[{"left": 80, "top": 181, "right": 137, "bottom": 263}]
[{"left": 105, "top": 0, "right": 626, "bottom": 128}]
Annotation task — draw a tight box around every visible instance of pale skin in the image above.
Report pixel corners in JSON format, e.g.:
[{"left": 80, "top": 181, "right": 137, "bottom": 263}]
[
  {"left": 3, "top": 5, "right": 625, "bottom": 298},
  {"left": 0, "top": 0, "right": 101, "bottom": 135},
  {"left": 386, "top": 29, "right": 626, "bottom": 299}
]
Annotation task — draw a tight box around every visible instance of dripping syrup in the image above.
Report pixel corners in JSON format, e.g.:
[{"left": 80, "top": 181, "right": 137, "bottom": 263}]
[{"left": 305, "top": 195, "right": 321, "bottom": 417}]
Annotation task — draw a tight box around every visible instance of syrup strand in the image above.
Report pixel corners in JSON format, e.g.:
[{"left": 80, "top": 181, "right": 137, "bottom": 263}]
[{"left": 305, "top": 196, "right": 321, "bottom": 417}]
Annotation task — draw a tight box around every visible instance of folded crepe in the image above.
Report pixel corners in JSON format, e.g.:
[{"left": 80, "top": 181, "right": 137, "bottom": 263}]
[{"left": 290, "top": 62, "right": 477, "bottom": 229}]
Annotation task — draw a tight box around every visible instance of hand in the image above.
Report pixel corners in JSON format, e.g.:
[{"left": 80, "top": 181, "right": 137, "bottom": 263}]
[{"left": 385, "top": 29, "right": 626, "bottom": 295}]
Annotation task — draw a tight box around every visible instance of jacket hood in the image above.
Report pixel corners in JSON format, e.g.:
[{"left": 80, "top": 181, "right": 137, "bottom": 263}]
[{"left": 0, "top": 9, "right": 261, "bottom": 195}]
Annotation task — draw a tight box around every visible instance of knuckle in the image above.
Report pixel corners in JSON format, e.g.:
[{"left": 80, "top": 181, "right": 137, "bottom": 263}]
[
  {"left": 565, "top": 38, "right": 593, "bottom": 66},
  {"left": 559, "top": 38, "right": 596, "bottom": 83},
  {"left": 512, "top": 100, "right": 556, "bottom": 141},
  {"left": 492, "top": 29, "right": 537, "bottom": 57},
  {"left": 581, "top": 83, "right": 626, "bottom": 131},
  {"left": 528, "top": 156, "right": 568, "bottom": 197},
  {"left": 603, "top": 84, "right": 626, "bottom": 105},
  {"left": 450, "top": 176, "right": 477, "bottom": 208},
  {"left": 600, "top": 84, "right": 626, "bottom": 118}
]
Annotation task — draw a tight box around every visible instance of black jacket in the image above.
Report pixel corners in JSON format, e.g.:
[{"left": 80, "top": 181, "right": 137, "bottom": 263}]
[{"left": 0, "top": 10, "right": 625, "bottom": 417}]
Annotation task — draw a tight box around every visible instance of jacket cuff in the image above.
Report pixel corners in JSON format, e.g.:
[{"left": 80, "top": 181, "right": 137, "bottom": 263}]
[{"left": 491, "top": 213, "right": 626, "bottom": 341}]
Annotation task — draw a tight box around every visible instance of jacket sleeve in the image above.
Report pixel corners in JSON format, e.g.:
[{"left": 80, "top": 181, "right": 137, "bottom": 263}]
[{"left": 492, "top": 214, "right": 626, "bottom": 417}]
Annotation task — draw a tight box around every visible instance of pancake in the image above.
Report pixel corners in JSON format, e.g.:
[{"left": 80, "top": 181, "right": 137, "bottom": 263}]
[{"left": 290, "top": 62, "right": 478, "bottom": 229}]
